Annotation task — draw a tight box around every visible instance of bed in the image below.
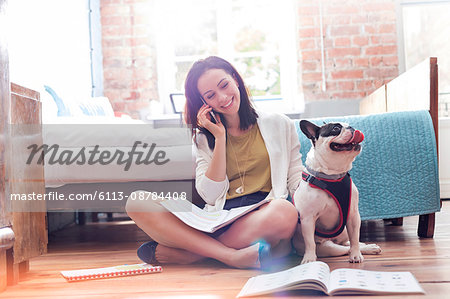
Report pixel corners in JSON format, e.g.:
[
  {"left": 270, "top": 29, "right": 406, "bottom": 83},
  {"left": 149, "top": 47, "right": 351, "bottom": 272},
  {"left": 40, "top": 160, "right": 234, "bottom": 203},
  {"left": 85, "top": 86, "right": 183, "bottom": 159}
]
[{"left": 40, "top": 90, "right": 196, "bottom": 225}]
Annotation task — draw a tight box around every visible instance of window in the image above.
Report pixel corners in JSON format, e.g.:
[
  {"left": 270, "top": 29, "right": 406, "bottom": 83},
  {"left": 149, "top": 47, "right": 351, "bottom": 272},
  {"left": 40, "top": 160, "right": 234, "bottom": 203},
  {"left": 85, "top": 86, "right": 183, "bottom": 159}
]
[
  {"left": 7, "top": 0, "right": 99, "bottom": 101},
  {"left": 399, "top": 0, "right": 450, "bottom": 117},
  {"left": 155, "top": 0, "right": 302, "bottom": 114}
]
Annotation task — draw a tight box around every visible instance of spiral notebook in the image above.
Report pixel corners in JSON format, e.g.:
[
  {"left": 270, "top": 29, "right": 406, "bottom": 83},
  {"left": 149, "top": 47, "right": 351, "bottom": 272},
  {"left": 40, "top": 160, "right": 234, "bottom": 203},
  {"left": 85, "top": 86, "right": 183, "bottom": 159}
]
[{"left": 60, "top": 263, "right": 162, "bottom": 282}]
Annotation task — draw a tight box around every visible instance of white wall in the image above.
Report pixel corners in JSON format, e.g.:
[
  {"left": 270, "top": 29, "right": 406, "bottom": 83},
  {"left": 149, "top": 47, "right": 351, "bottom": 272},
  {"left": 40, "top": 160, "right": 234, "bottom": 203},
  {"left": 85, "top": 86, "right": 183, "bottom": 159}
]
[
  {"left": 7, "top": 0, "right": 92, "bottom": 101},
  {"left": 439, "top": 117, "right": 450, "bottom": 199}
]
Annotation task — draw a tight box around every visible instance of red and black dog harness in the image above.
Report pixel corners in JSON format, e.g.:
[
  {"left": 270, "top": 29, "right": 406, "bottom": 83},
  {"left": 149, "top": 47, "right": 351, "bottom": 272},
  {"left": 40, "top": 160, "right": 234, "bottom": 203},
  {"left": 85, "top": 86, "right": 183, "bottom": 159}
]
[{"left": 301, "top": 171, "right": 352, "bottom": 238}]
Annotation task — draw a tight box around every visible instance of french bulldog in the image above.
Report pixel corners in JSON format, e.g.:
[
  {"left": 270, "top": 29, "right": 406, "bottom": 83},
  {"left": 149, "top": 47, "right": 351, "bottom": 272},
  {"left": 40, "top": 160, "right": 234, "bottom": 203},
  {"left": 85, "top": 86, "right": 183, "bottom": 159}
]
[{"left": 293, "top": 120, "right": 381, "bottom": 264}]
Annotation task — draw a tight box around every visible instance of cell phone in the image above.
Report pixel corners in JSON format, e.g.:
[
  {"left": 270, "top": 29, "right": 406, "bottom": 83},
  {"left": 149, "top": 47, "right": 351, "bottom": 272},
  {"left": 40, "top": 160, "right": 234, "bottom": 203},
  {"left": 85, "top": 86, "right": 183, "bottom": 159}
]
[{"left": 200, "top": 97, "right": 219, "bottom": 123}]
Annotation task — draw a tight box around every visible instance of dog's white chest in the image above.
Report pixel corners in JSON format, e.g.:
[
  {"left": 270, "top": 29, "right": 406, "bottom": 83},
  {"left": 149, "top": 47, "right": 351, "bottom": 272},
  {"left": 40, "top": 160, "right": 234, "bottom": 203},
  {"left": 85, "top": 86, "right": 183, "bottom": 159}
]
[{"left": 303, "top": 183, "right": 341, "bottom": 230}]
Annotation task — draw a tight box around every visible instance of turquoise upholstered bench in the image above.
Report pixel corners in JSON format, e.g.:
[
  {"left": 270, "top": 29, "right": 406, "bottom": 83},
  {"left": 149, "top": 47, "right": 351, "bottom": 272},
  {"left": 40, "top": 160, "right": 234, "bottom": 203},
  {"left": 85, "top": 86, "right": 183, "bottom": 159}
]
[{"left": 295, "top": 110, "right": 441, "bottom": 237}]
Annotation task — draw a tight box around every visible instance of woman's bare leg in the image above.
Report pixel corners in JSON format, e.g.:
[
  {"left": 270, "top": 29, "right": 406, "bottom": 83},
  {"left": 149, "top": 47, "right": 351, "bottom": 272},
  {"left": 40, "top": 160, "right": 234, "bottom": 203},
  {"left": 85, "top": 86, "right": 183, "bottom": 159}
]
[
  {"left": 218, "top": 199, "right": 298, "bottom": 258},
  {"left": 157, "top": 198, "right": 299, "bottom": 262},
  {"left": 126, "top": 191, "right": 261, "bottom": 269},
  {"left": 154, "top": 199, "right": 299, "bottom": 263}
]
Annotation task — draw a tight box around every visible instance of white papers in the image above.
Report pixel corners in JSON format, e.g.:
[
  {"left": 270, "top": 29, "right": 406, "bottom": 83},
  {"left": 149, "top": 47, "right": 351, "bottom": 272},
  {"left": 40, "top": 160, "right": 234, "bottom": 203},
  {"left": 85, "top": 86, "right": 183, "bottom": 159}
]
[{"left": 161, "top": 198, "right": 269, "bottom": 233}]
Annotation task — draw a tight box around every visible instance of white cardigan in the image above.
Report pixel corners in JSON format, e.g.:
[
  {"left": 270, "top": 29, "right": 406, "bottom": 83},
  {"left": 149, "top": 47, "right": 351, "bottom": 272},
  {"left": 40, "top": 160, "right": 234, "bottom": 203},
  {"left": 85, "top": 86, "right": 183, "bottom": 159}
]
[{"left": 194, "top": 110, "right": 304, "bottom": 211}]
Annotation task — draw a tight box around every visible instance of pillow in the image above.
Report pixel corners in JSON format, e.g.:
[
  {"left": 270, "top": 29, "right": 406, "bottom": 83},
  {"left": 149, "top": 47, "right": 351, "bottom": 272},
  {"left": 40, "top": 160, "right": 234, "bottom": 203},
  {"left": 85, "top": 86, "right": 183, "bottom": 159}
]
[
  {"left": 44, "top": 85, "right": 71, "bottom": 116},
  {"left": 44, "top": 85, "right": 115, "bottom": 117},
  {"left": 77, "top": 97, "right": 115, "bottom": 117}
]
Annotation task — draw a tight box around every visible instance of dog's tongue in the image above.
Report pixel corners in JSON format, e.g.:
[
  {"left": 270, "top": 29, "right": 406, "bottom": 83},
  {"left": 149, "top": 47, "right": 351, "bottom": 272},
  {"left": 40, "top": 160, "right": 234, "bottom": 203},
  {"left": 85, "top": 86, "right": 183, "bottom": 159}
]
[{"left": 350, "top": 130, "right": 364, "bottom": 143}]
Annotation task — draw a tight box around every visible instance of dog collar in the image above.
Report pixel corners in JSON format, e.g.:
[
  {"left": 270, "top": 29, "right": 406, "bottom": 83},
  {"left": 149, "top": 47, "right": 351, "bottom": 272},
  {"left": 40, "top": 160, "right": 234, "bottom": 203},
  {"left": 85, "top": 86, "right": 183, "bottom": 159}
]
[{"left": 305, "top": 165, "right": 347, "bottom": 180}]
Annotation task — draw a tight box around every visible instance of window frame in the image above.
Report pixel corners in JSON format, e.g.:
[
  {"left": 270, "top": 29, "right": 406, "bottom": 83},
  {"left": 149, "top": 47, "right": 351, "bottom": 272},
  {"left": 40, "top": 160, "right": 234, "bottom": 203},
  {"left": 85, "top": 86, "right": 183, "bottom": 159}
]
[
  {"left": 155, "top": 0, "right": 303, "bottom": 114},
  {"left": 396, "top": 0, "right": 450, "bottom": 116}
]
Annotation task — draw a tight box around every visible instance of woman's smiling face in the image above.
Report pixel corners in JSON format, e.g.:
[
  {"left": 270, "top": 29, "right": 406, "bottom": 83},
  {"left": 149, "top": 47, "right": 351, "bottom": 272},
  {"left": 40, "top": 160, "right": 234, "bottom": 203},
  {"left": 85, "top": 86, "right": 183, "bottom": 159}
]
[{"left": 197, "top": 68, "right": 241, "bottom": 116}]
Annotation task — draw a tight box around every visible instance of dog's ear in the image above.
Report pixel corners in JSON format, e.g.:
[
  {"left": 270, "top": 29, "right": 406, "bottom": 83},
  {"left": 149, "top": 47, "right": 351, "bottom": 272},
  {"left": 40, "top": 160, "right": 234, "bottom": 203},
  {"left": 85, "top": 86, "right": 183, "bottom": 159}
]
[{"left": 300, "top": 120, "right": 320, "bottom": 143}]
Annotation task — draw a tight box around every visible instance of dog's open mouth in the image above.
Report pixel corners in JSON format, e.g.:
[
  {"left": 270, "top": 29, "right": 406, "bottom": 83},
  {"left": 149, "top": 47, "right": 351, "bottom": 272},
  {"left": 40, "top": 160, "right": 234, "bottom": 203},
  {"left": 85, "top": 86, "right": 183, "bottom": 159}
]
[
  {"left": 330, "top": 130, "right": 364, "bottom": 152},
  {"left": 330, "top": 142, "right": 359, "bottom": 151}
]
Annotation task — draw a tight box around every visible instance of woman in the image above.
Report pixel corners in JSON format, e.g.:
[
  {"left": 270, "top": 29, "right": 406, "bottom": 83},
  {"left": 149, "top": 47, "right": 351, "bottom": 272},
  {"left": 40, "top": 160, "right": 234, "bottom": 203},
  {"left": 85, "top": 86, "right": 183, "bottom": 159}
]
[{"left": 126, "top": 56, "right": 303, "bottom": 269}]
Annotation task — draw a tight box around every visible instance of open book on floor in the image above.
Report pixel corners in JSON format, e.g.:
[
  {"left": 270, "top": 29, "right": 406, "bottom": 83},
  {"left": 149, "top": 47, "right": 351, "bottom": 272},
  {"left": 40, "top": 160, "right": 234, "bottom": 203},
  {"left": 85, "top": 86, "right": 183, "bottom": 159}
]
[
  {"left": 237, "top": 261, "right": 425, "bottom": 297},
  {"left": 160, "top": 198, "right": 270, "bottom": 233}
]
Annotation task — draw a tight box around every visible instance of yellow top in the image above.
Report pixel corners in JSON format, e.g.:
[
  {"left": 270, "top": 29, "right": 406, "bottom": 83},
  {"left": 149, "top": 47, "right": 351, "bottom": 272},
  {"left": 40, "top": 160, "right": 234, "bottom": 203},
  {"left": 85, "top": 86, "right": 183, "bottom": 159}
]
[{"left": 226, "top": 124, "right": 272, "bottom": 199}]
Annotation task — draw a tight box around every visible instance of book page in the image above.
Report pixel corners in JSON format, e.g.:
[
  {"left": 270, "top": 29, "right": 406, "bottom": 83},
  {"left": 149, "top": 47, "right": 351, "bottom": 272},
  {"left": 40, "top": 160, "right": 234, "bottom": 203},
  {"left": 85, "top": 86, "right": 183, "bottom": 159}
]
[
  {"left": 237, "top": 261, "right": 330, "bottom": 298},
  {"left": 215, "top": 199, "right": 269, "bottom": 227},
  {"left": 328, "top": 268, "right": 425, "bottom": 295},
  {"left": 161, "top": 199, "right": 229, "bottom": 232},
  {"left": 161, "top": 198, "right": 269, "bottom": 233}
]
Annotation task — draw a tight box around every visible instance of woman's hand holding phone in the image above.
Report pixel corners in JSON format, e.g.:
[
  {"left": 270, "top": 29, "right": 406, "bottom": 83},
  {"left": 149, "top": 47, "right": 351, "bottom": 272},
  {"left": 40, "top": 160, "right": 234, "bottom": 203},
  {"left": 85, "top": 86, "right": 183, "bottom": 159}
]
[{"left": 197, "top": 105, "right": 225, "bottom": 139}]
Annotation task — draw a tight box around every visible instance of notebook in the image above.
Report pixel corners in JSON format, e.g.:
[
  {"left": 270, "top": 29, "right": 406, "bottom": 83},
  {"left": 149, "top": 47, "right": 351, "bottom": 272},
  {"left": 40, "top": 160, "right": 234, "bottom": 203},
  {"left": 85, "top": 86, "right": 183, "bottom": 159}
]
[{"left": 60, "top": 263, "right": 162, "bottom": 282}]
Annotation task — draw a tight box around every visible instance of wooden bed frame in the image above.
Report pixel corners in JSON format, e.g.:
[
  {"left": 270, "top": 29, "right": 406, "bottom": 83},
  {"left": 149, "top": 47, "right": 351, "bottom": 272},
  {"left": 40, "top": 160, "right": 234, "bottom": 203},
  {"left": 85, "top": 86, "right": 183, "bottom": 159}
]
[
  {"left": 0, "top": 82, "right": 48, "bottom": 289},
  {"left": 359, "top": 57, "right": 439, "bottom": 238}
]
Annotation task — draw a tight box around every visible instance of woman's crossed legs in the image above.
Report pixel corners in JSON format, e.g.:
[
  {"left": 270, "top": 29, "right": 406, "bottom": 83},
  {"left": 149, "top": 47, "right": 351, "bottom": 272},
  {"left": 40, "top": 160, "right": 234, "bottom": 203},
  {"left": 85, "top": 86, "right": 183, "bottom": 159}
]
[{"left": 126, "top": 191, "right": 298, "bottom": 269}]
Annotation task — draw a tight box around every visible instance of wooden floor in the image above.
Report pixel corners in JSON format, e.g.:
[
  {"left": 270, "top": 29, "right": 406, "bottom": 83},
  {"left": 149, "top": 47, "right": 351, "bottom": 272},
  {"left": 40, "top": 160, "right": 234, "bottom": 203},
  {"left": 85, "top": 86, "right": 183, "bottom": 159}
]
[{"left": 1, "top": 201, "right": 449, "bottom": 298}]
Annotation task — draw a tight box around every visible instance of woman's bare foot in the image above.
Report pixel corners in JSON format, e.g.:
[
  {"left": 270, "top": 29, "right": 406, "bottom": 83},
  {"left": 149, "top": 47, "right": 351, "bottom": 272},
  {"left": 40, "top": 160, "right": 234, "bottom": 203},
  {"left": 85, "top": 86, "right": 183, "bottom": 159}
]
[
  {"left": 227, "top": 243, "right": 261, "bottom": 269},
  {"left": 156, "top": 243, "right": 262, "bottom": 269}
]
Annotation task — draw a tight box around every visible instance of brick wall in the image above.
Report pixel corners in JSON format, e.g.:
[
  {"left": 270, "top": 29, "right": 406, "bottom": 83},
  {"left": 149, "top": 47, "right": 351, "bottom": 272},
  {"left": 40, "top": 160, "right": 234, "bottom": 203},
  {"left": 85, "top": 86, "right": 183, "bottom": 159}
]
[
  {"left": 100, "top": 0, "right": 157, "bottom": 118},
  {"left": 297, "top": 0, "right": 399, "bottom": 102},
  {"left": 100, "top": 0, "right": 400, "bottom": 116}
]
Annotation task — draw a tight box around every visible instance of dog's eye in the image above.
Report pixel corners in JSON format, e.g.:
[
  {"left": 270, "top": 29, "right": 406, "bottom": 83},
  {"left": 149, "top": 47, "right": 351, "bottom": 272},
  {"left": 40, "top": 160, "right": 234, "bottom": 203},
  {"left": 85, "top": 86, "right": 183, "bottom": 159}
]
[{"left": 332, "top": 125, "right": 341, "bottom": 132}]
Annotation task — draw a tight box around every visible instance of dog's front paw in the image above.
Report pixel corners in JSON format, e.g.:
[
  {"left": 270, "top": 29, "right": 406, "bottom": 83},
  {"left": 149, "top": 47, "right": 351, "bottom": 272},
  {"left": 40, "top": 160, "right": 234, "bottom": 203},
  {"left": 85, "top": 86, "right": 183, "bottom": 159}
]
[
  {"left": 349, "top": 250, "right": 364, "bottom": 263},
  {"left": 361, "top": 243, "right": 382, "bottom": 255},
  {"left": 301, "top": 252, "right": 317, "bottom": 264}
]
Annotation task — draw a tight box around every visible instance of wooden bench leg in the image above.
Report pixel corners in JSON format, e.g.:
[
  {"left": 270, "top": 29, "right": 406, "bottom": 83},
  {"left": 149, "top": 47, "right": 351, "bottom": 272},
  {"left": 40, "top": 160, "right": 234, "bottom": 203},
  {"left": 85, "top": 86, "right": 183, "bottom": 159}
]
[
  {"left": 6, "top": 249, "right": 30, "bottom": 286},
  {"left": 384, "top": 217, "right": 403, "bottom": 226},
  {"left": 6, "top": 248, "right": 18, "bottom": 286},
  {"left": 0, "top": 250, "right": 6, "bottom": 292},
  {"left": 391, "top": 217, "right": 403, "bottom": 226},
  {"left": 77, "top": 212, "right": 86, "bottom": 225},
  {"left": 92, "top": 212, "right": 99, "bottom": 222},
  {"left": 19, "top": 260, "right": 29, "bottom": 274},
  {"left": 418, "top": 213, "right": 435, "bottom": 238}
]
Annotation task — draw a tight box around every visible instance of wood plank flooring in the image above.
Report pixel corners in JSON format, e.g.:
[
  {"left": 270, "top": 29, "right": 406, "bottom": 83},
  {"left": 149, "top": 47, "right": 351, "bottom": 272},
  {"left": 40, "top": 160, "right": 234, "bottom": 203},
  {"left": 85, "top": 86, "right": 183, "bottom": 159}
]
[{"left": 1, "top": 201, "right": 449, "bottom": 298}]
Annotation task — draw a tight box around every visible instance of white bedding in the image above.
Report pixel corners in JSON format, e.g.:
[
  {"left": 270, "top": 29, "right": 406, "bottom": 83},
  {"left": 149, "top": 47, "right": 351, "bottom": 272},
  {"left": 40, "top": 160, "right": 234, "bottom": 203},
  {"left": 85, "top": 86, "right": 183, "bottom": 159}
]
[
  {"left": 42, "top": 117, "right": 195, "bottom": 187},
  {"left": 44, "top": 145, "right": 195, "bottom": 187}
]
